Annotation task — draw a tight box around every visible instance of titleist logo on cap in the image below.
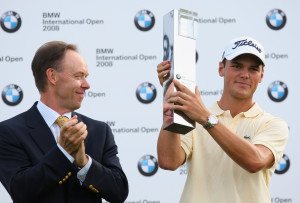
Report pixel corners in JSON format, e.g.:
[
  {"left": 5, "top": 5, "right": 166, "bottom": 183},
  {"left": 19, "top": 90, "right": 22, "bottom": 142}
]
[{"left": 232, "top": 39, "right": 262, "bottom": 53}]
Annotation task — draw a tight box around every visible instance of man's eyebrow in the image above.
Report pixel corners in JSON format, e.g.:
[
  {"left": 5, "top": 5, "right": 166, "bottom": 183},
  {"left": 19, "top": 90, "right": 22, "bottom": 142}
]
[
  {"left": 231, "top": 61, "right": 242, "bottom": 65},
  {"left": 74, "top": 71, "right": 89, "bottom": 76},
  {"left": 231, "top": 61, "right": 260, "bottom": 67}
]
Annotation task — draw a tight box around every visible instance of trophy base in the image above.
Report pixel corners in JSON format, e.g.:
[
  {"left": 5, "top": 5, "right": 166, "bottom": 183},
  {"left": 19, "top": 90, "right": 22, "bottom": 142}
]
[{"left": 164, "top": 123, "right": 194, "bottom": 134}]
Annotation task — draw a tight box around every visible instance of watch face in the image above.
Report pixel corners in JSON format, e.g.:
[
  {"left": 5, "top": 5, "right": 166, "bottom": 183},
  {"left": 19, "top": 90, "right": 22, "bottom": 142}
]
[{"left": 209, "top": 115, "right": 218, "bottom": 125}]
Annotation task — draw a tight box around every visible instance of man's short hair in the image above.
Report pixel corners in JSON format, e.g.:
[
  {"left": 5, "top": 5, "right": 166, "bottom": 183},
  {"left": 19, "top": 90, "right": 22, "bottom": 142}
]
[{"left": 31, "top": 41, "right": 77, "bottom": 93}]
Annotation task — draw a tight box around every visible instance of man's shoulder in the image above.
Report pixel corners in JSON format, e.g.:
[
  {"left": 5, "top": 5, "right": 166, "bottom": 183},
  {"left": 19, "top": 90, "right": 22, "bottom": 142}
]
[
  {"left": 256, "top": 106, "right": 285, "bottom": 121},
  {"left": 0, "top": 103, "right": 39, "bottom": 128},
  {"left": 73, "top": 113, "right": 113, "bottom": 137},
  {"left": 0, "top": 110, "right": 29, "bottom": 127},
  {"left": 73, "top": 112, "right": 107, "bottom": 127},
  {"left": 249, "top": 108, "right": 288, "bottom": 134}
]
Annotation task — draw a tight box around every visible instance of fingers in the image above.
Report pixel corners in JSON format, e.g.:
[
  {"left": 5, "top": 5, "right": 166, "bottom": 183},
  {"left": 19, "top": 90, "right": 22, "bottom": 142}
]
[
  {"left": 158, "top": 70, "right": 170, "bottom": 81},
  {"left": 172, "top": 79, "right": 191, "bottom": 94},
  {"left": 61, "top": 116, "right": 78, "bottom": 129},
  {"left": 167, "top": 82, "right": 200, "bottom": 110},
  {"left": 73, "top": 128, "right": 88, "bottom": 143},
  {"left": 168, "top": 92, "right": 187, "bottom": 104},
  {"left": 157, "top": 61, "right": 171, "bottom": 73},
  {"left": 168, "top": 102, "right": 185, "bottom": 112},
  {"left": 195, "top": 85, "right": 204, "bottom": 104},
  {"left": 157, "top": 61, "right": 171, "bottom": 86},
  {"left": 195, "top": 86, "right": 200, "bottom": 96},
  {"left": 59, "top": 117, "right": 88, "bottom": 154}
]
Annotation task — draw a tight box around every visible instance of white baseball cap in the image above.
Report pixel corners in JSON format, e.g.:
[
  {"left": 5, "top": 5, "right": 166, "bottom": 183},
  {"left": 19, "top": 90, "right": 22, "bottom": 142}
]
[{"left": 221, "top": 36, "right": 265, "bottom": 66}]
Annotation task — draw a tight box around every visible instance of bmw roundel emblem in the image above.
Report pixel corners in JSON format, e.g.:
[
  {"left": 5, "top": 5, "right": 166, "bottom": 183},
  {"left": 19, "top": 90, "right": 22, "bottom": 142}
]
[
  {"left": 267, "top": 81, "right": 288, "bottom": 102},
  {"left": 163, "top": 35, "right": 169, "bottom": 61},
  {"left": 1, "top": 11, "right": 22, "bottom": 33},
  {"left": 2, "top": 84, "right": 23, "bottom": 106},
  {"left": 138, "top": 155, "right": 158, "bottom": 176},
  {"left": 275, "top": 154, "right": 290, "bottom": 175},
  {"left": 266, "top": 9, "right": 287, "bottom": 30},
  {"left": 136, "top": 82, "right": 157, "bottom": 104},
  {"left": 134, "top": 10, "right": 155, "bottom": 31}
]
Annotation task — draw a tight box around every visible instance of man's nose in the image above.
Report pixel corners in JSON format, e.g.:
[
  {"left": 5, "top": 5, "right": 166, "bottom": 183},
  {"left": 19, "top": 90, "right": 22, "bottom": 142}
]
[
  {"left": 240, "top": 68, "right": 249, "bottom": 78},
  {"left": 82, "top": 78, "right": 90, "bottom": 89}
]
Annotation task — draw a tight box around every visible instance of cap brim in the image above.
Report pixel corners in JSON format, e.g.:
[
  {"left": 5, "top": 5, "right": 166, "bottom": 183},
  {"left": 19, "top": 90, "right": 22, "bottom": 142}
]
[{"left": 224, "top": 50, "right": 265, "bottom": 66}]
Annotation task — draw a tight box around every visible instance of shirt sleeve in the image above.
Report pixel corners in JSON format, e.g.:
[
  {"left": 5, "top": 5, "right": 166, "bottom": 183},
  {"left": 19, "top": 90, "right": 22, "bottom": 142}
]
[
  {"left": 180, "top": 130, "right": 194, "bottom": 161},
  {"left": 252, "top": 117, "right": 289, "bottom": 168},
  {"left": 77, "top": 154, "right": 92, "bottom": 184}
]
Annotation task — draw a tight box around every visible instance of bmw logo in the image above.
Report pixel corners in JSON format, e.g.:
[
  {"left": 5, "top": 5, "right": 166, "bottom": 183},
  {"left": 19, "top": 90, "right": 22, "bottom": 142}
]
[
  {"left": 266, "top": 9, "right": 287, "bottom": 30},
  {"left": 163, "top": 35, "right": 169, "bottom": 61},
  {"left": 136, "top": 82, "right": 157, "bottom": 104},
  {"left": 275, "top": 154, "right": 290, "bottom": 175},
  {"left": 1, "top": 11, "right": 22, "bottom": 33},
  {"left": 137, "top": 155, "right": 158, "bottom": 176},
  {"left": 2, "top": 84, "right": 23, "bottom": 106},
  {"left": 134, "top": 10, "right": 155, "bottom": 31},
  {"left": 267, "top": 81, "right": 288, "bottom": 102}
]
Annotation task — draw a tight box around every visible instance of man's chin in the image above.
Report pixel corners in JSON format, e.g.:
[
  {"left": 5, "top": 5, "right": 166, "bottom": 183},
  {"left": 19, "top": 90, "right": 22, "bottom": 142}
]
[{"left": 71, "top": 102, "right": 82, "bottom": 111}]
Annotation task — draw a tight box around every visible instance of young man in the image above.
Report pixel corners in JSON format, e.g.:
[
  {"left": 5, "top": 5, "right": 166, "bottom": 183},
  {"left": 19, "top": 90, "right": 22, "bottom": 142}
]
[
  {"left": 0, "top": 41, "right": 128, "bottom": 203},
  {"left": 156, "top": 36, "right": 288, "bottom": 202}
]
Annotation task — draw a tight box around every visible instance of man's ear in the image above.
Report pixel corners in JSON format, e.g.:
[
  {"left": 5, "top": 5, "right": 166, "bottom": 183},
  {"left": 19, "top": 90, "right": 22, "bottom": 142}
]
[
  {"left": 259, "top": 66, "right": 264, "bottom": 83},
  {"left": 219, "top": 62, "right": 225, "bottom": 77},
  {"left": 46, "top": 68, "right": 57, "bottom": 85}
]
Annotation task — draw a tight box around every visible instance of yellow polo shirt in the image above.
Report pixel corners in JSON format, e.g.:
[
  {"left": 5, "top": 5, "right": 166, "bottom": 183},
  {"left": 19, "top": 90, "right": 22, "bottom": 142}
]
[{"left": 180, "top": 101, "right": 289, "bottom": 203}]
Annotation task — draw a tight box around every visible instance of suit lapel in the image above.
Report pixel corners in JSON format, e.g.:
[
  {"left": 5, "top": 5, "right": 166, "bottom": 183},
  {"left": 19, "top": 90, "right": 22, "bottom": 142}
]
[{"left": 26, "top": 103, "right": 57, "bottom": 154}]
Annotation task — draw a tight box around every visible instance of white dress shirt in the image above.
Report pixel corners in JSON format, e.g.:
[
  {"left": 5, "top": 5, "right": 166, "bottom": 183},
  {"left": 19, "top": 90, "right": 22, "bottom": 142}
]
[{"left": 37, "top": 101, "right": 92, "bottom": 184}]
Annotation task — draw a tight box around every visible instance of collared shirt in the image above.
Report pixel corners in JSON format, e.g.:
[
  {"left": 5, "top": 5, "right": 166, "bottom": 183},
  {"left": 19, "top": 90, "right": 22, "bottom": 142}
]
[
  {"left": 180, "top": 101, "right": 289, "bottom": 203},
  {"left": 37, "top": 101, "right": 92, "bottom": 184}
]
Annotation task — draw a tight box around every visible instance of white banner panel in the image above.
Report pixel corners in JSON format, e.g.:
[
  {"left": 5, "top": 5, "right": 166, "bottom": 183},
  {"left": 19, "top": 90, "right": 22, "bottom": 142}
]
[{"left": 0, "top": 0, "right": 298, "bottom": 202}]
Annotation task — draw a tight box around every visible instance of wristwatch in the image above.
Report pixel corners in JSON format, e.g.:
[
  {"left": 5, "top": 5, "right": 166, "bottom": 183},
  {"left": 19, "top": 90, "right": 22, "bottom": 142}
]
[{"left": 203, "top": 115, "right": 218, "bottom": 130}]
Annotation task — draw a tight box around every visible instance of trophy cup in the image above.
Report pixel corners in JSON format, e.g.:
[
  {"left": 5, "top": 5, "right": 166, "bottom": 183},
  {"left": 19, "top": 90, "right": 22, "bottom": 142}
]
[{"left": 163, "top": 9, "right": 198, "bottom": 134}]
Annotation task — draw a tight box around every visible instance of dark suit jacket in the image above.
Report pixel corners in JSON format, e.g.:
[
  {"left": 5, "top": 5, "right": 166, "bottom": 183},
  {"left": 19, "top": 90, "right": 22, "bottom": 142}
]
[{"left": 0, "top": 102, "right": 128, "bottom": 203}]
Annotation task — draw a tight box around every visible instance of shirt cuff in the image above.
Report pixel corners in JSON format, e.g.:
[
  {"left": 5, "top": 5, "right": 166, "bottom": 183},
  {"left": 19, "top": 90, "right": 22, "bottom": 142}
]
[
  {"left": 57, "top": 143, "right": 74, "bottom": 163},
  {"left": 77, "top": 154, "right": 92, "bottom": 184}
]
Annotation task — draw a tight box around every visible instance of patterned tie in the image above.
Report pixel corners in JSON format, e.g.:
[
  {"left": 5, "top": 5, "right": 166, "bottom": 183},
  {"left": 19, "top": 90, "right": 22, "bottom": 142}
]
[
  {"left": 56, "top": 116, "right": 69, "bottom": 128},
  {"left": 56, "top": 116, "right": 69, "bottom": 142}
]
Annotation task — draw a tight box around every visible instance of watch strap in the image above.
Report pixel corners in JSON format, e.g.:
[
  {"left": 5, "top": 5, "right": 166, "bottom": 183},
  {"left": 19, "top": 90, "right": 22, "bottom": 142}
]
[{"left": 203, "top": 122, "right": 213, "bottom": 130}]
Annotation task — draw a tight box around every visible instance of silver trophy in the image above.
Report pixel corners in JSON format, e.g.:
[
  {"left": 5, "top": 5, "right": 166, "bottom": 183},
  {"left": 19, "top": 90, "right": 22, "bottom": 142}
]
[{"left": 163, "top": 9, "right": 198, "bottom": 134}]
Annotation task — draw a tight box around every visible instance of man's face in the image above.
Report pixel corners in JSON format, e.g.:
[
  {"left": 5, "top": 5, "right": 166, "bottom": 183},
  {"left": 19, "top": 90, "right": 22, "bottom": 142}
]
[
  {"left": 55, "top": 50, "right": 90, "bottom": 112},
  {"left": 219, "top": 54, "right": 264, "bottom": 101}
]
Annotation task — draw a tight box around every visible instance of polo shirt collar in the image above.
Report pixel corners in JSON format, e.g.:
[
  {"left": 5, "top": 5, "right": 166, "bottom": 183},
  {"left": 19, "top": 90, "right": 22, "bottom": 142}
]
[
  {"left": 210, "top": 101, "right": 225, "bottom": 116},
  {"left": 243, "top": 102, "right": 263, "bottom": 118}
]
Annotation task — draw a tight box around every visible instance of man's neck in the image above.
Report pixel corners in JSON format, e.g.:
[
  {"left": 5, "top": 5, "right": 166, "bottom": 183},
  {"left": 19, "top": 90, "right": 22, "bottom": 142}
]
[
  {"left": 218, "top": 96, "right": 254, "bottom": 118},
  {"left": 40, "top": 94, "right": 70, "bottom": 115}
]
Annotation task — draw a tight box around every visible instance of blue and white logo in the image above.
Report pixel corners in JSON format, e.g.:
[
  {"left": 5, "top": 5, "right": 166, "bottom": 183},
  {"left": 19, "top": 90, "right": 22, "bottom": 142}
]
[
  {"left": 2, "top": 84, "right": 23, "bottom": 106},
  {"left": 136, "top": 82, "right": 156, "bottom": 104},
  {"left": 266, "top": 9, "right": 287, "bottom": 30},
  {"left": 134, "top": 10, "right": 155, "bottom": 31},
  {"left": 267, "top": 81, "right": 288, "bottom": 102},
  {"left": 163, "top": 35, "right": 169, "bottom": 61},
  {"left": 137, "top": 155, "right": 158, "bottom": 176},
  {"left": 275, "top": 154, "right": 290, "bottom": 175},
  {"left": 1, "top": 11, "right": 22, "bottom": 33}
]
